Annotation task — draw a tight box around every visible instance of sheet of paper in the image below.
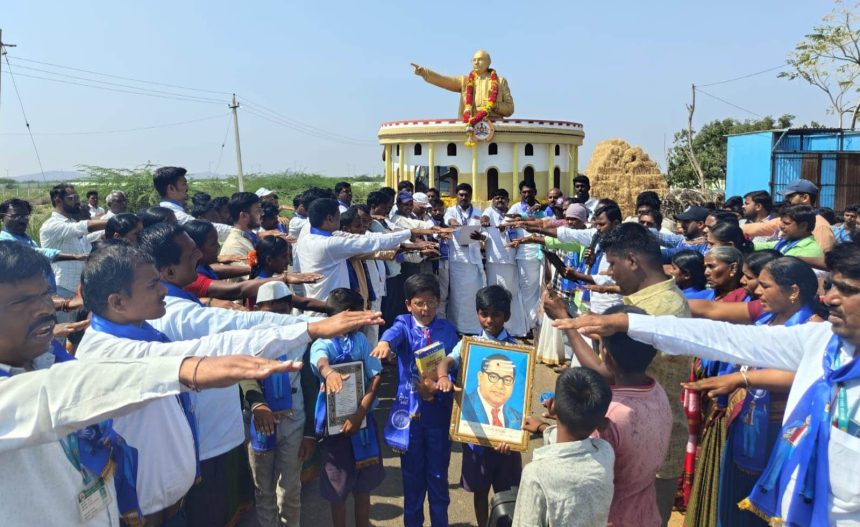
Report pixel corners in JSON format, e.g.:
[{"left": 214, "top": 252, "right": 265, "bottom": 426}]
[
  {"left": 333, "top": 373, "right": 359, "bottom": 419},
  {"left": 454, "top": 225, "right": 482, "bottom": 245}
]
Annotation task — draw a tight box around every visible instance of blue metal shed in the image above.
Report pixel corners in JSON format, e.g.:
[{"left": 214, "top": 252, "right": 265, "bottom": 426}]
[{"left": 726, "top": 129, "right": 860, "bottom": 210}]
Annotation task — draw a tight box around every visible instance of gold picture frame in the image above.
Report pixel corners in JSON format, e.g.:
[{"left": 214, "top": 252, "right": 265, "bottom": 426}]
[{"left": 449, "top": 337, "right": 536, "bottom": 452}]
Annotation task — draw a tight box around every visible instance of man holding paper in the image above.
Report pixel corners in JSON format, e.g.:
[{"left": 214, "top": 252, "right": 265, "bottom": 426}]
[{"left": 444, "top": 182, "right": 486, "bottom": 335}]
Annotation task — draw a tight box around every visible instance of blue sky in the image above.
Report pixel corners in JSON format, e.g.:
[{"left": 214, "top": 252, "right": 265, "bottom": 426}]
[{"left": 0, "top": 1, "right": 837, "bottom": 179}]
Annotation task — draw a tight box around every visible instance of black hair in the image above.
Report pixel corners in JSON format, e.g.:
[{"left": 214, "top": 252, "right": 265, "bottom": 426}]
[
  {"left": 139, "top": 206, "right": 177, "bottom": 228},
  {"left": 0, "top": 241, "right": 52, "bottom": 285},
  {"left": 707, "top": 210, "right": 740, "bottom": 227},
  {"left": 455, "top": 182, "right": 473, "bottom": 195},
  {"left": 572, "top": 175, "right": 591, "bottom": 188},
  {"left": 764, "top": 257, "right": 826, "bottom": 317},
  {"left": 671, "top": 250, "right": 707, "bottom": 290},
  {"left": 211, "top": 196, "right": 229, "bottom": 211},
  {"left": 601, "top": 304, "right": 657, "bottom": 373},
  {"left": 635, "top": 191, "right": 662, "bottom": 211},
  {"left": 292, "top": 195, "right": 302, "bottom": 208},
  {"left": 191, "top": 191, "right": 211, "bottom": 207},
  {"left": 826, "top": 241, "right": 860, "bottom": 279},
  {"left": 599, "top": 222, "right": 662, "bottom": 267},
  {"left": 518, "top": 179, "right": 536, "bottom": 191},
  {"left": 639, "top": 209, "right": 664, "bottom": 227},
  {"left": 709, "top": 221, "right": 754, "bottom": 254},
  {"left": 480, "top": 353, "right": 515, "bottom": 373},
  {"left": 152, "top": 166, "right": 187, "bottom": 197},
  {"left": 475, "top": 285, "right": 512, "bottom": 317},
  {"left": 0, "top": 198, "right": 32, "bottom": 215},
  {"left": 427, "top": 187, "right": 439, "bottom": 195},
  {"left": 593, "top": 203, "right": 622, "bottom": 223},
  {"left": 334, "top": 181, "right": 352, "bottom": 194},
  {"left": 49, "top": 183, "right": 74, "bottom": 205},
  {"left": 190, "top": 201, "right": 216, "bottom": 219},
  {"left": 105, "top": 213, "right": 141, "bottom": 239},
  {"left": 367, "top": 191, "right": 390, "bottom": 210},
  {"left": 745, "top": 249, "right": 782, "bottom": 277},
  {"left": 846, "top": 203, "right": 860, "bottom": 214},
  {"left": 326, "top": 288, "right": 364, "bottom": 315},
  {"left": 781, "top": 205, "right": 816, "bottom": 233},
  {"left": 816, "top": 207, "right": 837, "bottom": 226},
  {"left": 81, "top": 244, "right": 154, "bottom": 316},
  {"left": 340, "top": 205, "right": 359, "bottom": 229},
  {"left": 554, "top": 367, "right": 611, "bottom": 434},
  {"left": 137, "top": 223, "right": 186, "bottom": 270},
  {"left": 429, "top": 198, "right": 445, "bottom": 209},
  {"left": 182, "top": 220, "right": 216, "bottom": 248},
  {"left": 308, "top": 198, "right": 339, "bottom": 228},
  {"left": 228, "top": 192, "right": 260, "bottom": 223},
  {"left": 397, "top": 180, "right": 415, "bottom": 192},
  {"left": 86, "top": 190, "right": 99, "bottom": 199},
  {"left": 261, "top": 202, "right": 280, "bottom": 220},
  {"left": 300, "top": 187, "right": 336, "bottom": 210},
  {"left": 743, "top": 190, "right": 773, "bottom": 214},
  {"left": 404, "top": 272, "right": 441, "bottom": 301},
  {"left": 252, "top": 235, "right": 289, "bottom": 278},
  {"left": 379, "top": 187, "right": 396, "bottom": 199},
  {"left": 722, "top": 196, "right": 744, "bottom": 215},
  {"left": 491, "top": 188, "right": 510, "bottom": 199}
]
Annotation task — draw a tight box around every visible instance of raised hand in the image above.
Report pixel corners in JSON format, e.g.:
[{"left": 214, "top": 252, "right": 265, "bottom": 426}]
[
  {"left": 370, "top": 342, "right": 391, "bottom": 360},
  {"left": 552, "top": 313, "right": 629, "bottom": 336},
  {"left": 180, "top": 355, "right": 303, "bottom": 390},
  {"left": 681, "top": 372, "right": 744, "bottom": 398},
  {"left": 284, "top": 272, "right": 323, "bottom": 284},
  {"left": 308, "top": 311, "right": 385, "bottom": 339}
]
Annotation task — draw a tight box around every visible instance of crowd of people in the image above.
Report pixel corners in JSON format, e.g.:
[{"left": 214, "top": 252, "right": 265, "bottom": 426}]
[{"left": 1, "top": 164, "right": 859, "bottom": 527}]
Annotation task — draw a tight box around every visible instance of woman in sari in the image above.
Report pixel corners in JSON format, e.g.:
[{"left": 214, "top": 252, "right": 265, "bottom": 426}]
[{"left": 682, "top": 257, "right": 824, "bottom": 526}]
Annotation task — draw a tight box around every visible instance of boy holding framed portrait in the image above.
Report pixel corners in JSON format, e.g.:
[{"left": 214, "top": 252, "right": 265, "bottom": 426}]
[{"left": 436, "top": 285, "right": 535, "bottom": 527}]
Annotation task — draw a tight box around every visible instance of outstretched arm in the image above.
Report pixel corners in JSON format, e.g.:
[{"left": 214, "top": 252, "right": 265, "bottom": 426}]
[{"left": 411, "top": 63, "right": 462, "bottom": 92}]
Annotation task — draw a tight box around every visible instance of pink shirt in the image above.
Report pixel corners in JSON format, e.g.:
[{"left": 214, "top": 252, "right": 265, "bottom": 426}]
[{"left": 596, "top": 379, "right": 672, "bottom": 527}]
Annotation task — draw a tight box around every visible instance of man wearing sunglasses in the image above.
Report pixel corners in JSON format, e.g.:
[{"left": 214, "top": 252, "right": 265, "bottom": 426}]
[{"left": 461, "top": 353, "right": 522, "bottom": 430}]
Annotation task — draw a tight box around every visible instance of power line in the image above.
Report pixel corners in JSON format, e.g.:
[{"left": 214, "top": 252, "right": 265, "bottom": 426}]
[
  {"left": 238, "top": 96, "right": 376, "bottom": 145},
  {"left": 695, "top": 86, "right": 763, "bottom": 117},
  {"left": 697, "top": 63, "right": 787, "bottom": 88},
  {"left": 6, "top": 60, "right": 226, "bottom": 103},
  {"left": 0, "top": 112, "right": 228, "bottom": 136},
  {"left": 2, "top": 69, "right": 226, "bottom": 105},
  {"left": 7, "top": 54, "right": 232, "bottom": 96},
  {"left": 242, "top": 106, "right": 376, "bottom": 146},
  {"left": 213, "top": 113, "right": 233, "bottom": 174},
  {"left": 4, "top": 54, "right": 46, "bottom": 179}
]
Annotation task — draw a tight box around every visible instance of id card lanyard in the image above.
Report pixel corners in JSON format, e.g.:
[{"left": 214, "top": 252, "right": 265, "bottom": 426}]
[{"left": 832, "top": 354, "right": 850, "bottom": 432}]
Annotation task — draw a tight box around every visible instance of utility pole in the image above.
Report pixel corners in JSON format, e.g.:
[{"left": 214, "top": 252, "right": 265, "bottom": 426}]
[
  {"left": 0, "top": 29, "right": 19, "bottom": 117},
  {"left": 229, "top": 93, "right": 245, "bottom": 191}
]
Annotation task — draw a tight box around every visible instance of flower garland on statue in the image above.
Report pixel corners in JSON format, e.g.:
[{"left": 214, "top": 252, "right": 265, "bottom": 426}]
[{"left": 463, "top": 69, "right": 499, "bottom": 147}]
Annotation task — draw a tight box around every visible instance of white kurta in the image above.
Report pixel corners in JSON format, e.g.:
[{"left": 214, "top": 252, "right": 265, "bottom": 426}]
[
  {"left": 507, "top": 202, "right": 545, "bottom": 330},
  {"left": 482, "top": 207, "right": 528, "bottom": 337},
  {"left": 444, "top": 204, "right": 486, "bottom": 335},
  {"left": 147, "top": 296, "right": 313, "bottom": 461},
  {"left": 628, "top": 315, "right": 860, "bottom": 525},
  {"left": 556, "top": 226, "right": 622, "bottom": 314},
  {"left": 160, "top": 199, "right": 231, "bottom": 242},
  {"left": 0, "top": 352, "right": 185, "bottom": 527}
]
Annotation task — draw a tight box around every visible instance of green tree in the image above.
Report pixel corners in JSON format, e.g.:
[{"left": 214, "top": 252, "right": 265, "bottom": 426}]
[
  {"left": 666, "top": 114, "right": 797, "bottom": 189},
  {"left": 780, "top": 1, "right": 860, "bottom": 128}
]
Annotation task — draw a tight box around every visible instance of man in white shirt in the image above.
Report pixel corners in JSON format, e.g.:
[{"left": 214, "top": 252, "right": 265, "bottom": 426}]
[
  {"left": 39, "top": 184, "right": 108, "bottom": 298},
  {"left": 219, "top": 191, "right": 262, "bottom": 264},
  {"left": 295, "top": 198, "right": 440, "bottom": 301},
  {"left": 573, "top": 175, "right": 600, "bottom": 219},
  {"left": 481, "top": 188, "right": 528, "bottom": 337},
  {"left": 103, "top": 190, "right": 128, "bottom": 220},
  {"left": 0, "top": 241, "right": 304, "bottom": 527},
  {"left": 444, "top": 182, "right": 487, "bottom": 335},
  {"left": 507, "top": 180, "right": 546, "bottom": 333},
  {"left": 335, "top": 181, "right": 353, "bottom": 213},
  {"left": 154, "top": 166, "right": 232, "bottom": 242},
  {"left": 85, "top": 190, "right": 106, "bottom": 218},
  {"left": 78, "top": 235, "right": 380, "bottom": 525},
  {"left": 555, "top": 241, "right": 860, "bottom": 526}
]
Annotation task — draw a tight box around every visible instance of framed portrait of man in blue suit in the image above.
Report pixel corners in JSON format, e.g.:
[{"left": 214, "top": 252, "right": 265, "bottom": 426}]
[{"left": 450, "top": 337, "right": 535, "bottom": 452}]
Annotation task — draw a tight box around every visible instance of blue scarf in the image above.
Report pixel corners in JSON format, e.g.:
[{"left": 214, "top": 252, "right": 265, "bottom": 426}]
[
  {"left": 90, "top": 315, "right": 201, "bottom": 483},
  {"left": 313, "top": 335, "right": 381, "bottom": 468},
  {"left": 774, "top": 237, "right": 801, "bottom": 255},
  {"left": 196, "top": 264, "right": 219, "bottom": 280},
  {"left": 743, "top": 333, "right": 860, "bottom": 526},
  {"left": 310, "top": 226, "right": 333, "bottom": 237},
  {"left": 0, "top": 341, "right": 143, "bottom": 523},
  {"left": 346, "top": 260, "right": 376, "bottom": 303},
  {"left": 730, "top": 305, "right": 814, "bottom": 475},
  {"left": 683, "top": 286, "right": 716, "bottom": 300},
  {"left": 242, "top": 230, "right": 259, "bottom": 245},
  {"left": 248, "top": 354, "right": 294, "bottom": 453},
  {"left": 163, "top": 280, "right": 204, "bottom": 306},
  {"left": 581, "top": 246, "right": 603, "bottom": 303}
]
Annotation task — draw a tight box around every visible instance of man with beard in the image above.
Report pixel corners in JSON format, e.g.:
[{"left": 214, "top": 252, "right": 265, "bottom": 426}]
[
  {"left": 218, "top": 191, "right": 263, "bottom": 277},
  {"left": 507, "top": 180, "right": 545, "bottom": 334},
  {"left": 573, "top": 175, "right": 600, "bottom": 219},
  {"left": 39, "top": 184, "right": 108, "bottom": 299}
]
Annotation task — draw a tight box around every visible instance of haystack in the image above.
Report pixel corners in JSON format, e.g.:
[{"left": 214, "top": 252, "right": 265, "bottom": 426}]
[{"left": 584, "top": 139, "right": 668, "bottom": 217}]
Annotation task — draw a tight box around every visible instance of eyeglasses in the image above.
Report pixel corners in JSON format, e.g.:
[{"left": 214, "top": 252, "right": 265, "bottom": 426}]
[
  {"left": 411, "top": 300, "right": 439, "bottom": 309},
  {"left": 483, "top": 371, "right": 514, "bottom": 386}
]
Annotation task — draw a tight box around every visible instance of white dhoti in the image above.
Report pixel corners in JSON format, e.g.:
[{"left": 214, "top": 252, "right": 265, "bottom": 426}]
[
  {"left": 536, "top": 313, "right": 580, "bottom": 366},
  {"left": 447, "top": 261, "right": 486, "bottom": 335},
  {"left": 436, "top": 260, "right": 450, "bottom": 319},
  {"left": 486, "top": 262, "right": 529, "bottom": 337},
  {"left": 363, "top": 297, "right": 382, "bottom": 347},
  {"left": 517, "top": 258, "right": 543, "bottom": 331}
]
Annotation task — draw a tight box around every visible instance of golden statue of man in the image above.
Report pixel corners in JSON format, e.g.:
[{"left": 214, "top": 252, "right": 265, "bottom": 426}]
[{"left": 412, "top": 50, "right": 514, "bottom": 121}]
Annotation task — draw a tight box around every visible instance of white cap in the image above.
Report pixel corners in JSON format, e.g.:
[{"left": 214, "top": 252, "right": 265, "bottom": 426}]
[
  {"left": 256, "top": 281, "right": 293, "bottom": 303},
  {"left": 255, "top": 187, "right": 276, "bottom": 198},
  {"left": 413, "top": 192, "right": 430, "bottom": 208}
]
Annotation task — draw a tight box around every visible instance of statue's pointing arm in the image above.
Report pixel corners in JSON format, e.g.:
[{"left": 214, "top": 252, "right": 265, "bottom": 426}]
[
  {"left": 411, "top": 63, "right": 462, "bottom": 93},
  {"left": 495, "top": 77, "right": 514, "bottom": 118}
]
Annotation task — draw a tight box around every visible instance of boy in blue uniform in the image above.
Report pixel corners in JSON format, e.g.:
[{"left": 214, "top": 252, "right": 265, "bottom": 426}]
[
  {"left": 371, "top": 273, "right": 459, "bottom": 527},
  {"left": 436, "top": 285, "right": 523, "bottom": 527},
  {"left": 310, "top": 288, "right": 385, "bottom": 527}
]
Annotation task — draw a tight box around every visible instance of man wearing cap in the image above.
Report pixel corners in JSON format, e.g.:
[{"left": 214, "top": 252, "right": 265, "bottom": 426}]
[
  {"left": 742, "top": 179, "right": 835, "bottom": 252},
  {"left": 656, "top": 206, "right": 709, "bottom": 262},
  {"left": 412, "top": 192, "right": 432, "bottom": 221}
]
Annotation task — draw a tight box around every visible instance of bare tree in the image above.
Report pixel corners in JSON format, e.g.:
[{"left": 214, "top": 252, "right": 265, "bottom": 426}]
[{"left": 686, "top": 85, "right": 706, "bottom": 190}]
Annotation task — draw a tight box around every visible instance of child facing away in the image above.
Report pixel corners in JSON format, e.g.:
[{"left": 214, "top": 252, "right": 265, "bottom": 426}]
[
  {"left": 370, "top": 273, "right": 460, "bottom": 527},
  {"left": 513, "top": 367, "right": 615, "bottom": 527},
  {"left": 436, "top": 285, "right": 524, "bottom": 527},
  {"left": 310, "top": 288, "right": 385, "bottom": 527}
]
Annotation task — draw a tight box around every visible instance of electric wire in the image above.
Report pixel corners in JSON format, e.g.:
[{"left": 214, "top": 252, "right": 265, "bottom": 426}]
[
  {"left": 242, "top": 106, "right": 376, "bottom": 146},
  {"left": 695, "top": 87, "right": 763, "bottom": 117},
  {"left": 3, "top": 54, "right": 46, "bottom": 179},
  {"left": 238, "top": 96, "right": 376, "bottom": 145},
  {"left": 213, "top": 113, "right": 233, "bottom": 174},
  {"left": 0, "top": 112, "right": 228, "bottom": 136},
  {"left": 697, "top": 64, "right": 787, "bottom": 87}
]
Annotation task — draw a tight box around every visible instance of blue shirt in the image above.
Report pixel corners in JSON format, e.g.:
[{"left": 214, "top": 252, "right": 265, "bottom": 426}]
[{"left": 449, "top": 328, "right": 515, "bottom": 369}]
